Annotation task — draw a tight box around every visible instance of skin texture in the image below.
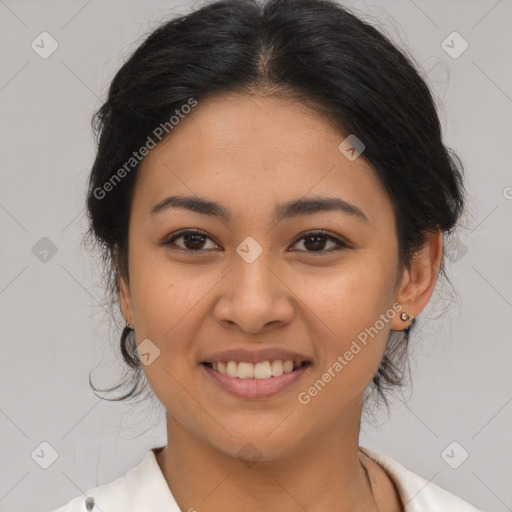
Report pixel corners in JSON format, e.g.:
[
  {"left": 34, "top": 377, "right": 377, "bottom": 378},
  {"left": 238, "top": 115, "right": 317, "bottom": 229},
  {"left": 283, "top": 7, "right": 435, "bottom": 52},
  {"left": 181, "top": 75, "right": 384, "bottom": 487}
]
[{"left": 118, "top": 93, "right": 443, "bottom": 512}]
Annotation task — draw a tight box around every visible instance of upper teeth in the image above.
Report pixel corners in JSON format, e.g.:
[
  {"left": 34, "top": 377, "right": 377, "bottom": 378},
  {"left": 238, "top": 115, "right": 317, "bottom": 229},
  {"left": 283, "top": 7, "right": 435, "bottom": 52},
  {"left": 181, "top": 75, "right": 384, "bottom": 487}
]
[{"left": 210, "top": 360, "right": 302, "bottom": 379}]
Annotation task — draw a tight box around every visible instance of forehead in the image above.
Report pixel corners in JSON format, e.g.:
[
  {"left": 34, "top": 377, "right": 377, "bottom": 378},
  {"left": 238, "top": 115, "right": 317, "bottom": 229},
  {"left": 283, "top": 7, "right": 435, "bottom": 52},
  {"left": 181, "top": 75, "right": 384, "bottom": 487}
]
[{"left": 133, "top": 93, "right": 393, "bottom": 226}]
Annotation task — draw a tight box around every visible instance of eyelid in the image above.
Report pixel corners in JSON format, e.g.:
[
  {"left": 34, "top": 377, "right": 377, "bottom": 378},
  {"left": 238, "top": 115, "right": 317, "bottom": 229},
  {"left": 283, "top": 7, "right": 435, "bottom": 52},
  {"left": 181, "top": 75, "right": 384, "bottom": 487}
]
[
  {"left": 162, "top": 229, "right": 352, "bottom": 254},
  {"left": 290, "top": 229, "right": 353, "bottom": 252},
  {"left": 163, "top": 229, "right": 220, "bottom": 252}
]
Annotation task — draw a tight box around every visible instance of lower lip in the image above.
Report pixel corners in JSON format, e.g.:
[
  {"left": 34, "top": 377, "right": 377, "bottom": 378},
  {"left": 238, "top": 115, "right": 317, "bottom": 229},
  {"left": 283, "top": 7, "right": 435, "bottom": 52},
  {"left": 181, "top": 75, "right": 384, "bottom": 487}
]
[{"left": 201, "top": 363, "right": 311, "bottom": 399}]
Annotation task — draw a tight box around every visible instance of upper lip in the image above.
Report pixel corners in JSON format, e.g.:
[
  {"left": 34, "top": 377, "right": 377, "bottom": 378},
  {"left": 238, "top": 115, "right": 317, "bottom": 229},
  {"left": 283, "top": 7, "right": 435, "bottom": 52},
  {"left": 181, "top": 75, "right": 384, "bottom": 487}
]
[{"left": 201, "top": 348, "right": 311, "bottom": 365}]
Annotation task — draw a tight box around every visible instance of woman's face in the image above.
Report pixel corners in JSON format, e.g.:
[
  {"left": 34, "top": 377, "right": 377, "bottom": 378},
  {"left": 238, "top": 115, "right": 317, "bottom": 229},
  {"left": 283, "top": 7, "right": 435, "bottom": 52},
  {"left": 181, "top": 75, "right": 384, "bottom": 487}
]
[{"left": 119, "top": 93, "right": 413, "bottom": 460}]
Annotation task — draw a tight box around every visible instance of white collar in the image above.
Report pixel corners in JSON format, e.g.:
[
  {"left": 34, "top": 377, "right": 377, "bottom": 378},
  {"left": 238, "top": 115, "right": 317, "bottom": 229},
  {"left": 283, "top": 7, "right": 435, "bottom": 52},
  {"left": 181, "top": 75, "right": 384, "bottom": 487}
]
[
  {"left": 359, "top": 446, "right": 481, "bottom": 511},
  {"left": 74, "top": 446, "right": 481, "bottom": 512},
  {"left": 123, "top": 447, "right": 181, "bottom": 511}
]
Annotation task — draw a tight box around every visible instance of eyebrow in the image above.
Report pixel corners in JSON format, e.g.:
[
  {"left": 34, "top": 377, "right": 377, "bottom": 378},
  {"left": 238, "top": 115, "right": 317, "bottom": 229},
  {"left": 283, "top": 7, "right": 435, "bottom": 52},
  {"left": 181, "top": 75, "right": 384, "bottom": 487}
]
[{"left": 149, "top": 194, "right": 369, "bottom": 223}]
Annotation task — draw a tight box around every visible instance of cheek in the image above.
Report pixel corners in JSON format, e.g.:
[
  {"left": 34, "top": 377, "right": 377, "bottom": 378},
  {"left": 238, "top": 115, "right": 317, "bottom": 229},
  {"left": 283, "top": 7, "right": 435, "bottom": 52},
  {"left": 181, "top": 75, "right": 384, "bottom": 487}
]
[
  {"left": 295, "top": 255, "right": 398, "bottom": 404},
  {"left": 128, "top": 261, "right": 204, "bottom": 416},
  {"left": 299, "top": 252, "right": 397, "bottom": 337},
  {"left": 128, "top": 244, "right": 205, "bottom": 333},
  {"left": 126, "top": 249, "right": 204, "bottom": 378}
]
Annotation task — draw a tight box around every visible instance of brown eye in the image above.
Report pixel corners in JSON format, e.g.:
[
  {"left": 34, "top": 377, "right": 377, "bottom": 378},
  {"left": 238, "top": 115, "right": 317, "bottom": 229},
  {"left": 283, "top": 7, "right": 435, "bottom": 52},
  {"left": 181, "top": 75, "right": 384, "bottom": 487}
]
[
  {"left": 290, "top": 231, "right": 350, "bottom": 254},
  {"left": 162, "top": 229, "right": 350, "bottom": 255},
  {"left": 164, "top": 230, "right": 219, "bottom": 252}
]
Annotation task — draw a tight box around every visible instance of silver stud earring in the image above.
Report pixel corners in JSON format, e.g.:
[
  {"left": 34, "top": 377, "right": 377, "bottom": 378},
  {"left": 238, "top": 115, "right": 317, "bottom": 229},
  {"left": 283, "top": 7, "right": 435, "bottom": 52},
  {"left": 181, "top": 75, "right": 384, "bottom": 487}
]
[{"left": 400, "top": 311, "right": 415, "bottom": 331}]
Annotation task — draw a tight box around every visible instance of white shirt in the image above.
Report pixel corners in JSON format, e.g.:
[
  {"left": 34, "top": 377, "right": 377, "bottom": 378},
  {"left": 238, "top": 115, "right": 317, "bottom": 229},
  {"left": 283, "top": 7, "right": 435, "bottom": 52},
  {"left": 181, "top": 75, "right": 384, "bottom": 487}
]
[{"left": 49, "top": 446, "right": 483, "bottom": 511}]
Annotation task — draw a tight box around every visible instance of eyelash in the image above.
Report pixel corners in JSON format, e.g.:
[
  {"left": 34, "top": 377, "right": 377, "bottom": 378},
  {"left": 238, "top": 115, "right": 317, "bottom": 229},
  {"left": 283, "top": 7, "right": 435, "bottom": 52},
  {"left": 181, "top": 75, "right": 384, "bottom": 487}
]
[{"left": 162, "top": 229, "right": 351, "bottom": 256}]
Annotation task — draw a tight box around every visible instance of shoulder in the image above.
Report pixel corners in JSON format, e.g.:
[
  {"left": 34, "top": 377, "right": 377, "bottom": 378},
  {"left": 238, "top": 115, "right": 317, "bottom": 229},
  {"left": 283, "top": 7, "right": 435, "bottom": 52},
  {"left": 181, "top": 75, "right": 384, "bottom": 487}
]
[
  {"left": 46, "top": 471, "right": 130, "bottom": 512},
  {"left": 46, "top": 447, "right": 178, "bottom": 512},
  {"left": 46, "top": 463, "right": 134, "bottom": 512},
  {"left": 359, "top": 446, "right": 483, "bottom": 512}
]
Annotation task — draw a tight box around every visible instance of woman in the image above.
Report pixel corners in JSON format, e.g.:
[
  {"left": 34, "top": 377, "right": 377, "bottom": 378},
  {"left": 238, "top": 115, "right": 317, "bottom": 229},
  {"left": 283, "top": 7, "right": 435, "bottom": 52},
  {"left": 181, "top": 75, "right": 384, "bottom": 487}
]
[{"left": 50, "top": 0, "right": 482, "bottom": 510}]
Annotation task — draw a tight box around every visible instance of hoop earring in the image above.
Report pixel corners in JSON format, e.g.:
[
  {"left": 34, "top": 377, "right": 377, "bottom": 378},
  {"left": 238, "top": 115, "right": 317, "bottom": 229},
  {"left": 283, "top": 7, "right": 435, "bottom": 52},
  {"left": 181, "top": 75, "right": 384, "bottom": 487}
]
[{"left": 120, "top": 320, "right": 138, "bottom": 367}]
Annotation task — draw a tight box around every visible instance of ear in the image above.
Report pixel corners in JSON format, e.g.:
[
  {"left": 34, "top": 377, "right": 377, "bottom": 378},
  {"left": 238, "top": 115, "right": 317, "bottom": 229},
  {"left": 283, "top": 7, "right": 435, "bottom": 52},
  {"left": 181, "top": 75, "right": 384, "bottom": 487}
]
[
  {"left": 390, "top": 229, "right": 443, "bottom": 331},
  {"left": 114, "top": 247, "right": 133, "bottom": 327},
  {"left": 119, "top": 274, "right": 133, "bottom": 327}
]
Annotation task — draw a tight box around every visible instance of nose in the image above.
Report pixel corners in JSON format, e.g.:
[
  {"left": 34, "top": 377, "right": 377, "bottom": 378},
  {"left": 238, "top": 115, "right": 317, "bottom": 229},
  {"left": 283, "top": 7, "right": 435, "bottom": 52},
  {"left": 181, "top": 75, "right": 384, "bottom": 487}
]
[{"left": 213, "top": 253, "right": 295, "bottom": 334}]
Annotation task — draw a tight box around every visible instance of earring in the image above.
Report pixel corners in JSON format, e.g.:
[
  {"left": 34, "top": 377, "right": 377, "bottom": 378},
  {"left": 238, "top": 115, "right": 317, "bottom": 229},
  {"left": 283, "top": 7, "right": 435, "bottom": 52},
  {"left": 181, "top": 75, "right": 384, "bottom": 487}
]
[
  {"left": 125, "top": 319, "right": 133, "bottom": 331},
  {"left": 400, "top": 311, "right": 415, "bottom": 331}
]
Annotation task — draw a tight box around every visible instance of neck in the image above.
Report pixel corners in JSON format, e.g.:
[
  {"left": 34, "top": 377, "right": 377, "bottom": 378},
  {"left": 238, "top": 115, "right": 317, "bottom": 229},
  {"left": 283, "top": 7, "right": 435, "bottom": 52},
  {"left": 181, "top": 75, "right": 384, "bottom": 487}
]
[{"left": 155, "top": 399, "right": 381, "bottom": 512}]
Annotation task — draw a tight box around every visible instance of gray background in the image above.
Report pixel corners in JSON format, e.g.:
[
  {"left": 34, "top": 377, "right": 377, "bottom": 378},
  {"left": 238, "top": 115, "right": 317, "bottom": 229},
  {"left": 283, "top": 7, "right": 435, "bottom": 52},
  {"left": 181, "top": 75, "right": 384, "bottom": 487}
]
[{"left": 1, "top": 0, "right": 511, "bottom": 511}]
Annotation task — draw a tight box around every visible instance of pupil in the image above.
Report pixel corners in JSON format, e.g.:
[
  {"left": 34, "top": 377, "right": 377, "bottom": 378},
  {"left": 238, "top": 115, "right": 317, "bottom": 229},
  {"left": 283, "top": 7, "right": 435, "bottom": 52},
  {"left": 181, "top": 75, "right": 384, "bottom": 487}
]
[
  {"left": 185, "top": 233, "right": 205, "bottom": 250},
  {"left": 305, "top": 235, "right": 325, "bottom": 251}
]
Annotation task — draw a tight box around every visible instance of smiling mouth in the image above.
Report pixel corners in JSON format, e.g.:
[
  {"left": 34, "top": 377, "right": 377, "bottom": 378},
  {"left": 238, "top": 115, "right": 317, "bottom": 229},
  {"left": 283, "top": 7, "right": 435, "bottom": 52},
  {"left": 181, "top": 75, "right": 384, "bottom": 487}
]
[{"left": 201, "top": 360, "right": 311, "bottom": 380}]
